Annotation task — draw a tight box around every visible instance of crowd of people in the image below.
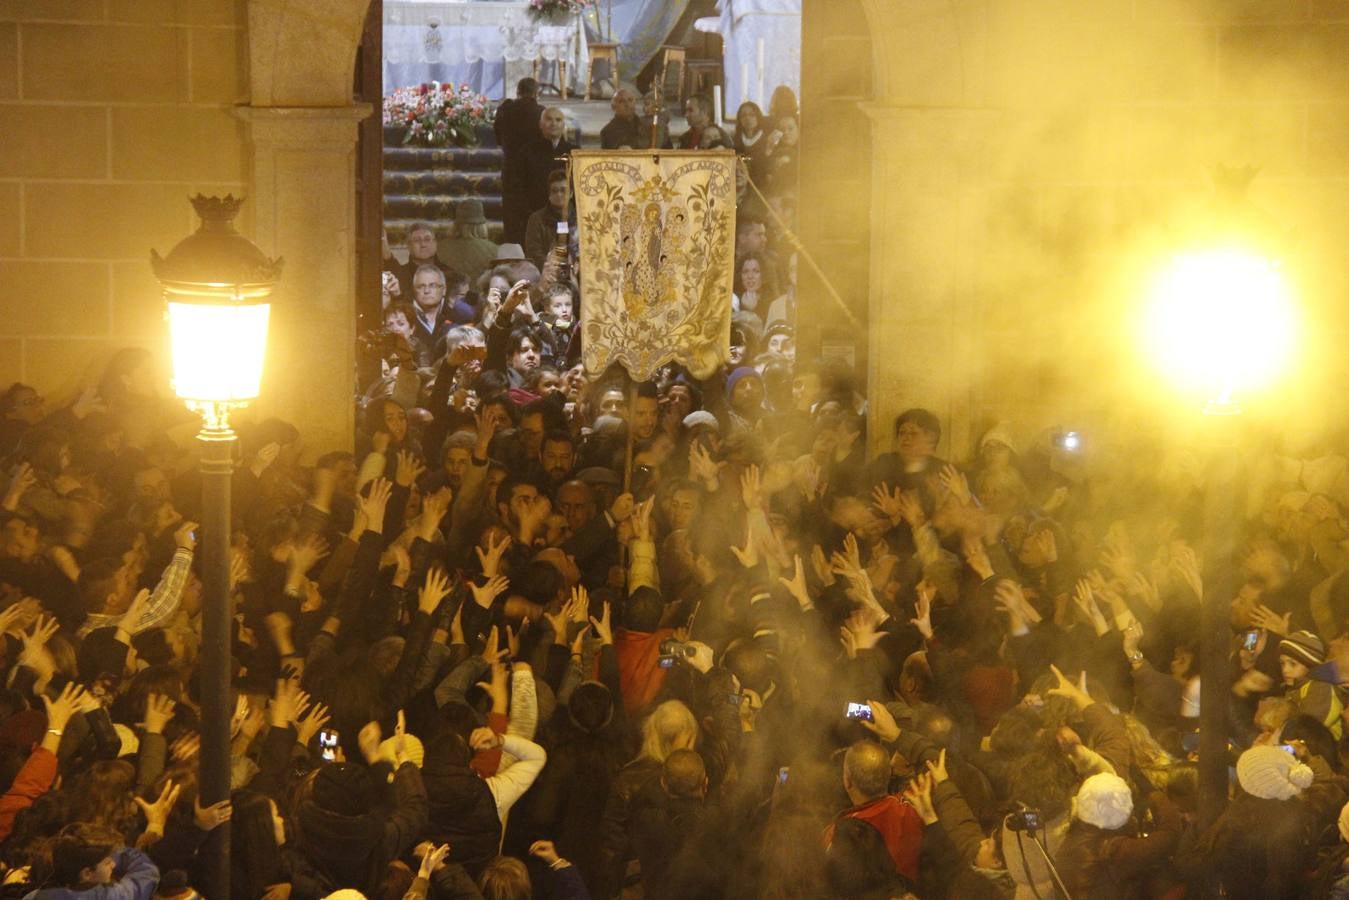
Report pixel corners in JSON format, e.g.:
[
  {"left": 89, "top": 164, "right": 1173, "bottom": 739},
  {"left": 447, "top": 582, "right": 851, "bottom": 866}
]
[{"left": 6, "top": 71, "right": 1349, "bottom": 900}]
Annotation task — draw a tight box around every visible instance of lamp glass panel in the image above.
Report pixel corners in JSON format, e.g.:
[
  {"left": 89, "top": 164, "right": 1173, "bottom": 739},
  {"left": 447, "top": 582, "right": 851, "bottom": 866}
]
[{"left": 168, "top": 301, "right": 270, "bottom": 402}]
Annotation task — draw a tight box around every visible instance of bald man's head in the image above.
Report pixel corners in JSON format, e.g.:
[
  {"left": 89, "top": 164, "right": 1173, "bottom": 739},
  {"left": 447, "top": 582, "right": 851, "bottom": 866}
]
[
  {"left": 843, "top": 740, "right": 891, "bottom": 801},
  {"left": 541, "top": 107, "right": 566, "bottom": 141}
]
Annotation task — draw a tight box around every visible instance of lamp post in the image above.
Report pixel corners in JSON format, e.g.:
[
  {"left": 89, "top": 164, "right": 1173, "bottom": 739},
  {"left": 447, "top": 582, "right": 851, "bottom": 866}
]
[
  {"left": 152, "top": 196, "right": 281, "bottom": 900},
  {"left": 1142, "top": 247, "right": 1295, "bottom": 828}
]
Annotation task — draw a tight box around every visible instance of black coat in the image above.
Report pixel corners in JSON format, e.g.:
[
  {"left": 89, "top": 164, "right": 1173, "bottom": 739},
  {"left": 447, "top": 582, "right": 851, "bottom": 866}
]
[
  {"left": 420, "top": 738, "right": 503, "bottom": 879},
  {"left": 524, "top": 137, "right": 577, "bottom": 213}
]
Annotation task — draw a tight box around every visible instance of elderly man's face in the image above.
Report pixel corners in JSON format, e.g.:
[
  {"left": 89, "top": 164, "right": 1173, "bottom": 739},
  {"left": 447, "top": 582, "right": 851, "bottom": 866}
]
[
  {"left": 541, "top": 108, "right": 566, "bottom": 140},
  {"left": 599, "top": 389, "right": 625, "bottom": 418},
  {"left": 413, "top": 269, "right": 446, "bottom": 311},
  {"left": 557, "top": 482, "right": 597, "bottom": 531},
  {"left": 408, "top": 228, "right": 437, "bottom": 261},
  {"left": 612, "top": 90, "right": 635, "bottom": 118}
]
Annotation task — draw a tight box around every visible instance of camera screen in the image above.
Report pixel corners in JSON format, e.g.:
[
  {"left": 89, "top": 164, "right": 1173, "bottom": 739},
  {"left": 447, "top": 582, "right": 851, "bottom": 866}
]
[{"left": 845, "top": 702, "right": 873, "bottom": 721}]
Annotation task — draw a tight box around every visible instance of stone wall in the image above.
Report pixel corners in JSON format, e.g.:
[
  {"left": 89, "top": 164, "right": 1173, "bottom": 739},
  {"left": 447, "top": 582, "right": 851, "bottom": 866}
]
[
  {"left": 0, "top": 0, "right": 249, "bottom": 398},
  {"left": 824, "top": 0, "right": 1349, "bottom": 459}
]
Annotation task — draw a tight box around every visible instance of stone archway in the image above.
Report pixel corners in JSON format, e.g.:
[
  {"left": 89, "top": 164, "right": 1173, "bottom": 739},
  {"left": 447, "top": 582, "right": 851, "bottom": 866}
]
[{"left": 239, "top": 0, "right": 375, "bottom": 454}]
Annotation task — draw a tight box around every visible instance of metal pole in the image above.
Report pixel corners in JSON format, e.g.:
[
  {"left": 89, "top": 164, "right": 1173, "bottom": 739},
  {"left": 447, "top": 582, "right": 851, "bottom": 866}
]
[
  {"left": 1197, "top": 414, "right": 1238, "bottom": 830},
  {"left": 197, "top": 420, "right": 235, "bottom": 900}
]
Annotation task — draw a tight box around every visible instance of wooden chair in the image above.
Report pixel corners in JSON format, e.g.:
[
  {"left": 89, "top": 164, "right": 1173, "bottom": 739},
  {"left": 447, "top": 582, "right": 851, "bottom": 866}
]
[
  {"left": 585, "top": 42, "right": 620, "bottom": 100},
  {"left": 657, "top": 45, "right": 687, "bottom": 104}
]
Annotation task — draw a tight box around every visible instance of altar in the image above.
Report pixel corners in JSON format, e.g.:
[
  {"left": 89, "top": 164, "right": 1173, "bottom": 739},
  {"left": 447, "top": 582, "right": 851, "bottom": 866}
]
[{"left": 384, "top": 0, "right": 591, "bottom": 99}]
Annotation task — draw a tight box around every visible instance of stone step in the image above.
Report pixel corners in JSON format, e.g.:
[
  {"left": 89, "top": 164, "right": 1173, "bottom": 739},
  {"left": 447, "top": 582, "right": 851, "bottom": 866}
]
[
  {"left": 383, "top": 146, "right": 503, "bottom": 172},
  {"left": 383, "top": 170, "right": 502, "bottom": 194},
  {"left": 384, "top": 193, "right": 503, "bottom": 221}
]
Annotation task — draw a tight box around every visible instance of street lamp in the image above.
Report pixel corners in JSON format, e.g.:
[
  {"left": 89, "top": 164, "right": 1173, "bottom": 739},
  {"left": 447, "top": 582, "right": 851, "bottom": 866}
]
[
  {"left": 152, "top": 195, "right": 282, "bottom": 900},
  {"left": 1141, "top": 245, "right": 1295, "bottom": 829}
]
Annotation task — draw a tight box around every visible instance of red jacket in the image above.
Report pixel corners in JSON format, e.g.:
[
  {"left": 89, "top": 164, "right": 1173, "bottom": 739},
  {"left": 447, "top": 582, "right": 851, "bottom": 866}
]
[
  {"left": 614, "top": 628, "right": 675, "bottom": 717},
  {"left": 0, "top": 746, "right": 56, "bottom": 842},
  {"left": 826, "top": 795, "right": 924, "bottom": 882}
]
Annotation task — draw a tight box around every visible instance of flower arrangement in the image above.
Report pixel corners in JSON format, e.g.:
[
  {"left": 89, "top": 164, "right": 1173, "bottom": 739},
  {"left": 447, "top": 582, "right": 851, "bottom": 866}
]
[
  {"left": 383, "top": 82, "right": 493, "bottom": 148},
  {"left": 527, "top": 0, "right": 593, "bottom": 22}
]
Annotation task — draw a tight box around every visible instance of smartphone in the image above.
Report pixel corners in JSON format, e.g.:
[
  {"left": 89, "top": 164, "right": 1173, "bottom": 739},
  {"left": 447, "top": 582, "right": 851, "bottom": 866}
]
[
  {"left": 556, "top": 221, "right": 570, "bottom": 235},
  {"left": 1280, "top": 743, "right": 1297, "bottom": 756},
  {"left": 1242, "top": 629, "right": 1259, "bottom": 651},
  {"left": 319, "top": 728, "right": 340, "bottom": 762},
  {"left": 658, "top": 656, "right": 676, "bottom": 669},
  {"left": 845, "top": 702, "right": 874, "bottom": 722},
  {"left": 777, "top": 766, "right": 789, "bottom": 785}
]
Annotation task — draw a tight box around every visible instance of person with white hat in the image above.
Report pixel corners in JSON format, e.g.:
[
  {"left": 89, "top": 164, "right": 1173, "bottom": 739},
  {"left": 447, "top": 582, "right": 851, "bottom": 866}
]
[{"left": 1054, "top": 772, "right": 1182, "bottom": 899}]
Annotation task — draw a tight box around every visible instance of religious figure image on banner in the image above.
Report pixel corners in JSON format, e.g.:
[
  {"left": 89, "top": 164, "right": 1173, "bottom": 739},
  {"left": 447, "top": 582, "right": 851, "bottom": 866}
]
[{"left": 573, "top": 149, "right": 736, "bottom": 381}]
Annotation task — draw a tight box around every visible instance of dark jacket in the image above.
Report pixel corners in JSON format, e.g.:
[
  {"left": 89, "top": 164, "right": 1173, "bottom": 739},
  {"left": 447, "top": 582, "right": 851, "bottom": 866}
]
[
  {"left": 600, "top": 115, "right": 638, "bottom": 149},
  {"left": 293, "top": 762, "right": 428, "bottom": 895},
  {"left": 420, "top": 736, "right": 503, "bottom": 879},
  {"left": 1055, "top": 795, "right": 1182, "bottom": 900}
]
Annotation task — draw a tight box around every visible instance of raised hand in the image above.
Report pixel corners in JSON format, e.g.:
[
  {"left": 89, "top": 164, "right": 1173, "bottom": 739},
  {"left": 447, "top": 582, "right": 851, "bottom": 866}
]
[
  {"left": 1072, "top": 579, "right": 1109, "bottom": 636},
  {"left": 871, "top": 483, "right": 903, "bottom": 525},
  {"left": 1047, "top": 664, "right": 1093, "bottom": 710},
  {"left": 193, "top": 797, "right": 232, "bottom": 832},
  {"left": 895, "top": 491, "right": 926, "bottom": 529},
  {"left": 939, "top": 464, "right": 972, "bottom": 506},
  {"left": 810, "top": 544, "right": 835, "bottom": 586},
  {"left": 470, "top": 574, "right": 510, "bottom": 610},
  {"left": 911, "top": 582, "right": 934, "bottom": 640},
  {"left": 420, "top": 487, "right": 453, "bottom": 539},
  {"left": 358, "top": 478, "right": 394, "bottom": 535},
  {"left": 418, "top": 843, "right": 451, "bottom": 878},
  {"left": 631, "top": 496, "right": 655, "bottom": 542},
  {"left": 740, "top": 464, "right": 763, "bottom": 510},
  {"left": 502, "top": 279, "right": 532, "bottom": 315},
  {"left": 589, "top": 602, "right": 613, "bottom": 645},
  {"left": 2, "top": 463, "right": 36, "bottom": 512},
  {"left": 296, "top": 701, "right": 331, "bottom": 747},
  {"left": 173, "top": 520, "right": 199, "bottom": 552},
  {"left": 778, "top": 555, "right": 812, "bottom": 609},
  {"left": 251, "top": 442, "right": 281, "bottom": 478},
  {"left": 728, "top": 521, "right": 759, "bottom": 569},
  {"left": 41, "top": 682, "right": 89, "bottom": 735},
  {"left": 480, "top": 625, "right": 508, "bottom": 665},
  {"left": 1171, "top": 542, "right": 1204, "bottom": 600},
  {"left": 474, "top": 409, "right": 498, "bottom": 456},
  {"left": 903, "top": 771, "right": 938, "bottom": 825},
  {"left": 144, "top": 693, "right": 177, "bottom": 735},
  {"left": 418, "top": 567, "right": 453, "bottom": 615},
  {"left": 830, "top": 532, "right": 864, "bottom": 580},
  {"left": 469, "top": 726, "right": 502, "bottom": 751},
  {"left": 1251, "top": 603, "right": 1291, "bottom": 637},
  {"left": 134, "top": 780, "right": 181, "bottom": 836},
  {"left": 530, "top": 840, "right": 563, "bottom": 866},
  {"left": 926, "top": 747, "right": 949, "bottom": 784},
  {"left": 358, "top": 720, "right": 382, "bottom": 765},
  {"left": 394, "top": 449, "right": 426, "bottom": 488},
  {"left": 860, "top": 698, "right": 901, "bottom": 743},
  {"left": 475, "top": 531, "right": 512, "bottom": 577},
  {"left": 609, "top": 492, "right": 635, "bottom": 523},
  {"left": 287, "top": 533, "right": 330, "bottom": 579},
  {"left": 688, "top": 442, "right": 722, "bottom": 488}
]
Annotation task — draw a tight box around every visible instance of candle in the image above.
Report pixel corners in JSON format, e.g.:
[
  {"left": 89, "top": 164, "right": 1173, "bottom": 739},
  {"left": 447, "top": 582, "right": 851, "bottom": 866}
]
[
  {"left": 756, "top": 37, "right": 765, "bottom": 106},
  {"left": 713, "top": 84, "right": 723, "bottom": 123},
  {"left": 741, "top": 62, "right": 750, "bottom": 109}
]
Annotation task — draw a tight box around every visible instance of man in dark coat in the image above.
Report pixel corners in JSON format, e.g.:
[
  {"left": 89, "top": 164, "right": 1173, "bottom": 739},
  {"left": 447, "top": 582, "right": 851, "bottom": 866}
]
[
  {"left": 600, "top": 87, "right": 639, "bottom": 149},
  {"left": 524, "top": 107, "right": 576, "bottom": 219},
  {"left": 495, "top": 78, "right": 544, "bottom": 244}
]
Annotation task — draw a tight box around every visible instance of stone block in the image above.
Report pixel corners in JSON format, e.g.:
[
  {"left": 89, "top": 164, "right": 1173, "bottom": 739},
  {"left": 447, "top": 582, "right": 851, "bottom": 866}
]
[
  {"left": 1125, "top": 24, "right": 1218, "bottom": 103},
  {"left": 985, "top": 21, "right": 1135, "bottom": 108},
  {"left": 107, "top": 0, "right": 243, "bottom": 27},
  {"left": 111, "top": 107, "right": 245, "bottom": 181},
  {"left": 0, "top": 106, "right": 106, "bottom": 178},
  {"left": 1218, "top": 24, "right": 1349, "bottom": 100},
  {"left": 0, "top": 261, "right": 110, "bottom": 335},
  {"left": 0, "top": 184, "right": 18, "bottom": 255},
  {"left": 814, "top": 36, "right": 871, "bottom": 98},
  {"left": 22, "top": 23, "right": 189, "bottom": 102},
  {"left": 25, "top": 182, "right": 192, "bottom": 261},
  {"left": 22, "top": 338, "right": 121, "bottom": 396},
  {"left": 1120, "top": 103, "right": 1306, "bottom": 180},
  {"left": 1307, "top": 103, "right": 1349, "bottom": 174},
  {"left": 1138, "top": 0, "right": 1309, "bottom": 23},
  {"left": 0, "top": 24, "right": 16, "bottom": 98},
  {"left": 0, "top": 0, "right": 103, "bottom": 21},
  {"left": 191, "top": 27, "right": 246, "bottom": 103},
  {"left": 0, "top": 340, "right": 20, "bottom": 385},
  {"left": 110, "top": 260, "right": 165, "bottom": 338}
]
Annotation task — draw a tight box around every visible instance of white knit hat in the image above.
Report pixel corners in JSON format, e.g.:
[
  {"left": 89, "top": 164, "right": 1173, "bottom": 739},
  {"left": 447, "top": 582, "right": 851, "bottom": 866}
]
[
  {"left": 1074, "top": 773, "right": 1133, "bottom": 830},
  {"left": 1236, "top": 745, "right": 1314, "bottom": 800}
]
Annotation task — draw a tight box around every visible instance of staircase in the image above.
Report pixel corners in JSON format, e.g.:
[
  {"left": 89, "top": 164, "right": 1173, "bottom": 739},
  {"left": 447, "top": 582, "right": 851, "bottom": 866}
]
[{"left": 382, "top": 124, "right": 505, "bottom": 247}]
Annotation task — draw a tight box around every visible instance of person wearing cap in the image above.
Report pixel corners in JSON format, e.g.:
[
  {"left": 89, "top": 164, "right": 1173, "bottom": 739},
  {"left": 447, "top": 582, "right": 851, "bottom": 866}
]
[
  {"left": 1279, "top": 629, "right": 1344, "bottom": 738},
  {"left": 438, "top": 199, "right": 500, "bottom": 285},
  {"left": 1180, "top": 743, "right": 1344, "bottom": 899},
  {"left": 1054, "top": 772, "right": 1181, "bottom": 900},
  {"left": 725, "top": 367, "right": 765, "bottom": 435}
]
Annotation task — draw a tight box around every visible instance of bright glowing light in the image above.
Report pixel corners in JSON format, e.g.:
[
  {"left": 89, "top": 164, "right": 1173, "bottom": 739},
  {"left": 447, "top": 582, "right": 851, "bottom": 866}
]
[
  {"left": 168, "top": 299, "right": 270, "bottom": 405},
  {"left": 1141, "top": 248, "right": 1295, "bottom": 405}
]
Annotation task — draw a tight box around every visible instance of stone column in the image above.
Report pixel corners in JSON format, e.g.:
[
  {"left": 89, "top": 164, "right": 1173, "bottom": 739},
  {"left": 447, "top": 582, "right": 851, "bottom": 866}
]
[
  {"left": 236, "top": 105, "right": 372, "bottom": 456},
  {"left": 861, "top": 104, "right": 996, "bottom": 461}
]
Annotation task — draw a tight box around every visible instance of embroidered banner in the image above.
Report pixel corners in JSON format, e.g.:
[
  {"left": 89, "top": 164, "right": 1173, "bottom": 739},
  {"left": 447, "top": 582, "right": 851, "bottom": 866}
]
[{"left": 573, "top": 149, "right": 736, "bottom": 381}]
